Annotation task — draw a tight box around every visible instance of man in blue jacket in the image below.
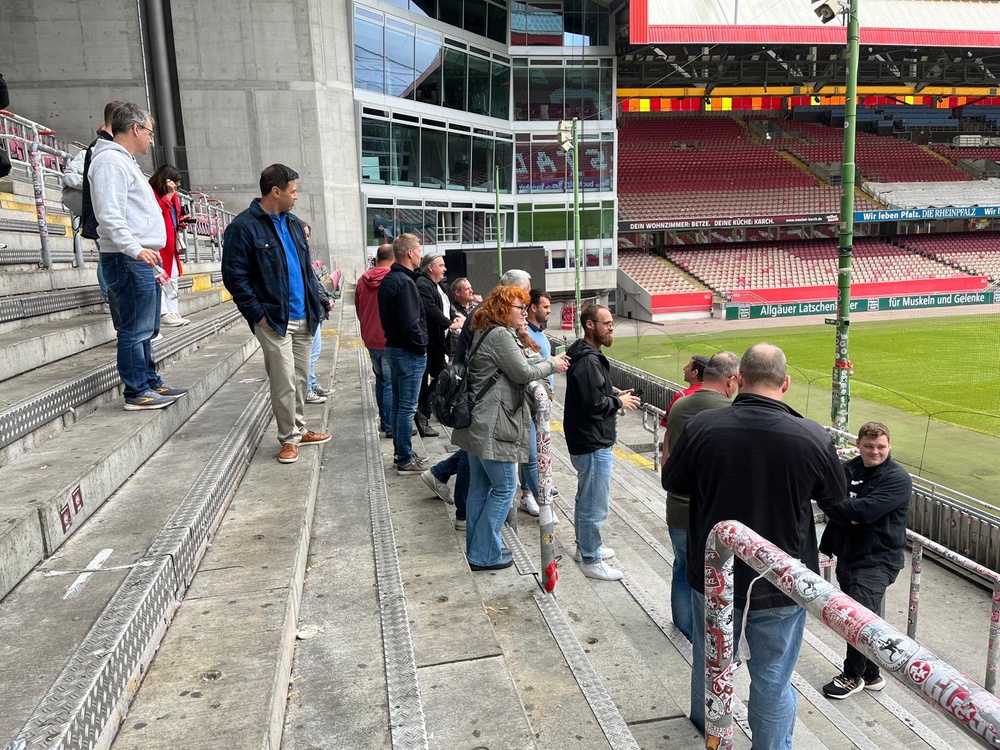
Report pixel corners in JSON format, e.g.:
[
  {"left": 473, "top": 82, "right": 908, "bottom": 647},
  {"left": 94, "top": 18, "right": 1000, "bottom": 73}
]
[
  {"left": 222, "top": 164, "right": 330, "bottom": 464},
  {"left": 820, "top": 421, "right": 911, "bottom": 699}
]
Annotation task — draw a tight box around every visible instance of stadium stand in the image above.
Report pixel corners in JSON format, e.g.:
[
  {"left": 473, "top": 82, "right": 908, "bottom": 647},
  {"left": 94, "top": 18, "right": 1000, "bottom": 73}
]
[
  {"left": 617, "top": 249, "right": 702, "bottom": 294},
  {"left": 899, "top": 232, "right": 1000, "bottom": 281}
]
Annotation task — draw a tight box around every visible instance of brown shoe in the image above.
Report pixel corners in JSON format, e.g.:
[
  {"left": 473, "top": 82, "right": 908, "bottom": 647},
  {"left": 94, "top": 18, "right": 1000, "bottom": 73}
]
[
  {"left": 300, "top": 430, "right": 331, "bottom": 445},
  {"left": 278, "top": 443, "right": 299, "bottom": 464}
]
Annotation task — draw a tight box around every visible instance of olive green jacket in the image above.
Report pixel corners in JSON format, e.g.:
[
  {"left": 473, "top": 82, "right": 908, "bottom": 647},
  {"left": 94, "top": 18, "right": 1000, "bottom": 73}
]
[{"left": 452, "top": 326, "right": 559, "bottom": 463}]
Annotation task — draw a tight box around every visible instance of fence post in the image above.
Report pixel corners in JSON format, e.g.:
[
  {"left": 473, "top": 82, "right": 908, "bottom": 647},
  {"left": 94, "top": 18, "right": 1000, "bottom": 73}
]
[
  {"left": 989, "top": 583, "right": 1000, "bottom": 694},
  {"left": 531, "top": 383, "right": 557, "bottom": 593},
  {"left": 907, "top": 538, "right": 923, "bottom": 640},
  {"left": 704, "top": 528, "right": 737, "bottom": 750},
  {"left": 27, "top": 139, "right": 52, "bottom": 269}
]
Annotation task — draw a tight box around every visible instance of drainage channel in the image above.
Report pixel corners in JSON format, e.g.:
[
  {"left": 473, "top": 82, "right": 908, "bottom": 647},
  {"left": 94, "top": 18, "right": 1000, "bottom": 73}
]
[{"left": 6, "top": 384, "right": 272, "bottom": 750}]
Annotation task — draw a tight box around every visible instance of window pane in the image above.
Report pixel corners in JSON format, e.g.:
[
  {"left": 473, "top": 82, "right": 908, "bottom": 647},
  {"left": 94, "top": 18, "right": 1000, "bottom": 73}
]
[
  {"left": 411, "top": 0, "right": 435, "bottom": 17},
  {"left": 509, "top": 1, "right": 528, "bottom": 45},
  {"left": 534, "top": 210, "right": 569, "bottom": 241},
  {"left": 385, "top": 29, "right": 416, "bottom": 99},
  {"left": 384, "top": 0, "right": 407, "bottom": 9},
  {"left": 495, "top": 140, "right": 513, "bottom": 193},
  {"left": 491, "top": 62, "right": 510, "bottom": 119},
  {"left": 487, "top": 3, "right": 507, "bottom": 43},
  {"left": 448, "top": 132, "right": 471, "bottom": 190},
  {"left": 526, "top": 3, "right": 563, "bottom": 46},
  {"left": 532, "top": 142, "right": 566, "bottom": 192},
  {"left": 599, "top": 62, "right": 614, "bottom": 120},
  {"left": 462, "top": 210, "right": 475, "bottom": 243},
  {"left": 354, "top": 19, "right": 384, "bottom": 94},
  {"left": 514, "top": 140, "right": 532, "bottom": 194},
  {"left": 473, "top": 211, "right": 487, "bottom": 243},
  {"left": 421, "top": 128, "right": 448, "bottom": 188},
  {"left": 423, "top": 209, "right": 438, "bottom": 244},
  {"left": 443, "top": 49, "right": 467, "bottom": 111},
  {"left": 396, "top": 207, "right": 429, "bottom": 244},
  {"left": 414, "top": 37, "right": 442, "bottom": 106},
  {"left": 564, "top": 64, "right": 599, "bottom": 120},
  {"left": 512, "top": 65, "right": 530, "bottom": 121},
  {"left": 517, "top": 206, "right": 533, "bottom": 242},
  {"left": 438, "top": 0, "right": 462, "bottom": 27},
  {"left": 528, "top": 66, "right": 563, "bottom": 120},
  {"left": 468, "top": 55, "right": 491, "bottom": 116},
  {"left": 580, "top": 140, "right": 612, "bottom": 192},
  {"left": 471, "top": 136, "right": 494, "bottom": 191},
  {"left": 368, "top": 206, "right": 395, "bottom": 245},
  {"left": 602, "top": 207, "right": 614, "bottom": 239},
  {"left": 464, "top": 0, "right": 487, "bottom": 37},
  {"left": 581, "top": 208, "right": 600, "bottom": 239},
  {"left": 361, "top": 119, "right": 390, "bottom": 185},
  {"left": 391, "top": 123, "right": 420, "bottom": 186}
]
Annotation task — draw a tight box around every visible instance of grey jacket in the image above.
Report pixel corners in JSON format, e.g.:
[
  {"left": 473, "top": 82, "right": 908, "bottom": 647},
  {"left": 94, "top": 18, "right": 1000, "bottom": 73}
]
[
  {"left": 452, "top": 326, "right": 559, "bottom": 463},
  {"left": 88, "top": 139, "right": 165, "bottom": 258}
]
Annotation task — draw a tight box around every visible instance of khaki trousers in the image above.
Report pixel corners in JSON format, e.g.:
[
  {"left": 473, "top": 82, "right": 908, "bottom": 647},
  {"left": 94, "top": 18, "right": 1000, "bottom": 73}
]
[{"left": 254, "top": 317, "right": 313, "bottom": 444}]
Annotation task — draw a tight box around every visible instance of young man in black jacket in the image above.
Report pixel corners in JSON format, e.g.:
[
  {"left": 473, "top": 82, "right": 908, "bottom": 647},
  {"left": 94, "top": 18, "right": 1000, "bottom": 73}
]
[
  {"left": 663, "top": 343, "right": 846, "bottom": 747},
  {"left": 415, "top": 253, "right": 464, "bottom": 437},
  {"left": 564, "top": 305, "right": 640, "bottom": 581},
  {"left": 378, "top": 233, "right": 428, "bottom": 474},
  {"left": 820, "top": 421, "right": 911, "bottom": 699}
]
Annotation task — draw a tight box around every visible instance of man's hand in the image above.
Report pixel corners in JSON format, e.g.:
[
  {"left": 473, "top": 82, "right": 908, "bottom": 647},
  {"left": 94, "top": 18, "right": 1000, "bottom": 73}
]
[
  {"left": 552, "top": 352, "right": 571, "bottom": 373},
  {"left": 449, "top": 314, "right": 466, "bottom": 331},
  {"left": 618, "top": 388, "right": 641, "bottom": 411},
  {"left": 258, "top": 316, "right": 267, "bottom": 327},
  {"left": 137, "top": 249, "right": 160, "bottom": 268}
]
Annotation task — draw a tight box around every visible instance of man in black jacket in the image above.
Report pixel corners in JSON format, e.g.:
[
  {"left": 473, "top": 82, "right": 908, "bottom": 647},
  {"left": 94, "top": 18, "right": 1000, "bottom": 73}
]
[
  {"left": 378, "top": 233, "right": 428, "bottom": 474},
  {"left": 564, "top": 305, "right": 640, "bottom": 581},
  {"left": 222, "top": 164, "right": 329, "bottom": 465},
  {"left": 663, "top": 343, "right": 846, "bottom": 747},
  {"left": 820, "top": 421, "right": 911, "bottom": 700},
  {"left": 415, "top": 253, "right": 464, "bottom": 437}
]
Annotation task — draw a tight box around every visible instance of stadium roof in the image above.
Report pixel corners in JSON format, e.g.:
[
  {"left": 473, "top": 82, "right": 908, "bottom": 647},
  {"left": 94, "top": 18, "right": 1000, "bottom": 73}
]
[{"left": 630, "top": 0, "right": 1000, "bottom": 48}]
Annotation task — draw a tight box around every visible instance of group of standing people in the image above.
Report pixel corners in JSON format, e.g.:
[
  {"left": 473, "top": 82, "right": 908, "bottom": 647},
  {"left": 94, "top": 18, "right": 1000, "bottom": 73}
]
[{"left": 660, "top": 343, "right": 911, "bottom": 748}]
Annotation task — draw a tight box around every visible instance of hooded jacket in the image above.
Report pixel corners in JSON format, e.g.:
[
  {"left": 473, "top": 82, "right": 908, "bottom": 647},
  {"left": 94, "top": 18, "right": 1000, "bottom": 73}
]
[
  {"left": 378, "top": 263, "right": 427, "bottom": 354},
  {"left": 355, "top": 265, "right": 390, "bottom": 350},
  {"left": 87, "top": 139, "right": 165, "bottom": 257},
  {"left": 221, "top": 198, "right": 322, "bottom": 337},
  {"left": 820, "top": 453, "right": 911, "bottom": 573},
  {"left": 663, "top": 393, "right": 847, "bottom": 611},
  {"left": 563, "top": 339, "right": 622, "bottom": 455}
]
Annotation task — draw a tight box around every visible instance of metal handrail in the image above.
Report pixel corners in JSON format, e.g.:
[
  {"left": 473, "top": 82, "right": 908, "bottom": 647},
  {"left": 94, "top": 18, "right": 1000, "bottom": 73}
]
[{"left": 705, "top": 520, "right": 1000, "bottom": 749}]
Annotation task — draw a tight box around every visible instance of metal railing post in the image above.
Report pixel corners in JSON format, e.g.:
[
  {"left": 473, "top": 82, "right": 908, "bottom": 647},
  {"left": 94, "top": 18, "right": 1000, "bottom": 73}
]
[
  {"left": 706, "top": 520, "right": 1000, "bottom": 749},
  {"left": 531, "top": 382, "right": 557, "bottom": 593},
  {"left": 27, "top": 138, "right": 52, "bottom": 269},
  {"left": 990, "top": 583, "right": 1000, "bottom": 694},
  {"left": 907, "top": 538, "right": 923, "bottom": 640}
]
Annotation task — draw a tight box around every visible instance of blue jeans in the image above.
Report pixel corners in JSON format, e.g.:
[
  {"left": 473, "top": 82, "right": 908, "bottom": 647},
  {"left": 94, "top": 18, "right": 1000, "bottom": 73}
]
[
  {"left": 308, "top": 325, "right": 322, "bottom": 391},
  {"left": 385, "top": 347, "right": 425, "bottom": 465},
  {"left": 519, "top": 420, "right": 539, "bottom": 498},
  {"left": 101, "top": 252, "right": 163, "bottom": 399},
  {"left": 369, "top": 348, "right": 392, "bottom": 430},
  {"left": 466, "top": 454, "right": 517, "bottom": 567},
  {"left": 691, "top": 591, "right": 805, "bottom": 749},
  {"left": 668, "top": 526, "right": 694, "bottom": 642},
  {"left": 570, "top": 447, "right": 612, "bottom": 564},
  {"left": 432, "top": 449, "right": 470, "bottom": 521}
]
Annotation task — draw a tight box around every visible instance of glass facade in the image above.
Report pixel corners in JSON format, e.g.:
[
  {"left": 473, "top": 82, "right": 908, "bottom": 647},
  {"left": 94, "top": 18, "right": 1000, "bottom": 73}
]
[
  {"left": 367, "top": 198, "right": 513, "bottom": 249},
  {"left": 514, "top": 131, "right": 612, "bottom": 193},
  {"left": 510, "top": 0, "right": 609, "bottom": 46},
  {"left": 512, "top": 58, "right": 613, "bottom": 121}
]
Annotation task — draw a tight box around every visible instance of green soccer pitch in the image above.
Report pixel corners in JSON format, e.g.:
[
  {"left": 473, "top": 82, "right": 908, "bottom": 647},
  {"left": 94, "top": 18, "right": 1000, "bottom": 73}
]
[{"left": 610, "top": 314, "right": 1000, "bottom": 506}]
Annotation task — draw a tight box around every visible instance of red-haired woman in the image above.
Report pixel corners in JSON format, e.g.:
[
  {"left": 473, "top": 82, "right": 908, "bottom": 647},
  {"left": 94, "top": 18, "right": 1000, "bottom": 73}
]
[
  {"left": 149, "top": 165, "right": 190, "bottom": 327},
  {"left": 451, "top": 285, "right": 570, "bottom": 570}
]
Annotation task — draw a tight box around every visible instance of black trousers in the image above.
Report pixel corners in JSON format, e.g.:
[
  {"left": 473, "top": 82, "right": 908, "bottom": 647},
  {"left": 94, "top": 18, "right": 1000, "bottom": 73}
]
[
  {"left": 418, "top": 349, "right": 446, "bottom": 417},
  {"left": 837, "top": 566, "right": 898, "bottom": 679}
]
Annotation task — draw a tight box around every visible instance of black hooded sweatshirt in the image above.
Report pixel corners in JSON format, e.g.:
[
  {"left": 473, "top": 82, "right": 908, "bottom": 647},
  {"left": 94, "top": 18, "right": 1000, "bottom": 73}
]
[{"left": 563, "top": 339, "right": 622, "bottom": 455}]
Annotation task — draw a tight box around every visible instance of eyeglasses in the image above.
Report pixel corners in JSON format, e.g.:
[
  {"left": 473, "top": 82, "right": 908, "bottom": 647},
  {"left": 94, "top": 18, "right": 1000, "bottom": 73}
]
[
  {"left": 512, "top": 305, "right": 528, "bottom": 314},
  {"left": 597, "top": 320, "right": 614, "bottom": 329},
  {"left": 137, "top": 124, "right": 155, "bottom": 138}
]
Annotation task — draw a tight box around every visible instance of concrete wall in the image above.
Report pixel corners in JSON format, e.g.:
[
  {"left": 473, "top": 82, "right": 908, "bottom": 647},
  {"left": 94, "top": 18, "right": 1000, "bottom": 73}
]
[{"left": 0, "top": 0, "right": 365, "bottom": 276}]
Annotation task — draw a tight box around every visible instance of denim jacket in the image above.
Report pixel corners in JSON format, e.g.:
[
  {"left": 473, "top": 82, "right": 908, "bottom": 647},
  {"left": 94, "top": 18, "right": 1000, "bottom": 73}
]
[{"left": 222, "top": 198, "right": 323, "bottom": 336}]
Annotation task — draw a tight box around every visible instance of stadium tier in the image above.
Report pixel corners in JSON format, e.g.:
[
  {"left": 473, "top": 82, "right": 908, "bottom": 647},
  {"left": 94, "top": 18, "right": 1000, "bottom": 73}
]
[
  {"left": 617, "top": 249, "right": 702, "bottom": 294},
  {"left": 899, "top": 232, "right": 1000, "bottom": 281},
  {"left": 662, "top": 238, "right": 987, "bottom": 302},
  {"left": 927, "top": 143, "right": 1000, "bottom": 165},
  {"left": 619, "top": 186, "right": 873, "bottom": 221}
]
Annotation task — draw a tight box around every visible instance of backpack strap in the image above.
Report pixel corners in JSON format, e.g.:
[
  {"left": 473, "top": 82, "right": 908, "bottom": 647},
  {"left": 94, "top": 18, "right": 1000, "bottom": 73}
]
[{"left": 466, "top": 328, "right": 500, "bottom": 405}]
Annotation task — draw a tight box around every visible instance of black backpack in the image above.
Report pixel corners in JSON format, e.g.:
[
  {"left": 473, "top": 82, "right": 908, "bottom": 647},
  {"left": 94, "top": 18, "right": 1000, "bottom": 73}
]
[{"left": 431, "top": 329, "right": 500, "bottom": 429}]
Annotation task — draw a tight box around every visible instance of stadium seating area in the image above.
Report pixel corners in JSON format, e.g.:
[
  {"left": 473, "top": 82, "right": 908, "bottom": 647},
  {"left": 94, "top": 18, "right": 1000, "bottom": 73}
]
[
  {"left": 781, "top": 122, "right": 971, "bottom": 182},
  {"left": 899, "top": 233, "right": 1000, "bottom": 280},
  {"left": 617, "top": 250, "right": 702, "bottom": 294},
  {"left": 663, "top": 238, "right": 972, "bottom": 294},
  {"left": 927, "top": 143, "right": 1000, "bottom": 165},
  {"left": 619, "top": 186, "right": 872, "bottom": 220}
]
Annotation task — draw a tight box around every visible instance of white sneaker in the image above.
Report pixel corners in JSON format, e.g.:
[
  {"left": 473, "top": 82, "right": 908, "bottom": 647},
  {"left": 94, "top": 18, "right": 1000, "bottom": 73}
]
[
  {"left": 573, "top": 546, "right": 616, "bottom": 562},
  {"left": 420, "top": 470, "right": 454, "bottom": 504},
  {"left": 579, "top": 560, "right": 623, "bottom": 581},
  {"left": 518, "top": 494, "right": 540, "bottom": 516},
  {"left": 160, "top": 312, "right": 186, "bottom": 327},
  {"left": 305, "top": 390, "right": 327, "bottom": 404}
]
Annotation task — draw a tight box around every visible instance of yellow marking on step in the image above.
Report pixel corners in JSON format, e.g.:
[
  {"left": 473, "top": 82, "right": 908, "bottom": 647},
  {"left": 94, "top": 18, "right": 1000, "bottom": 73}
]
[
  {"left": 612, "top": 445, "right": 654, "bottom": 470},
  {"left": 191, "top": 274, "right": 213, "bottom": 292},
  {"left": 550, "top": 420, "right": 563, "bottom": 432}
]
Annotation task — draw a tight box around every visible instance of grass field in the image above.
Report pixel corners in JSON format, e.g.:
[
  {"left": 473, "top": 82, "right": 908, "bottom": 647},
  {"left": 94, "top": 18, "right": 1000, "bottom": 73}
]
[{"left": 610, "top": 313, "right": 1000, "bottom": 504}]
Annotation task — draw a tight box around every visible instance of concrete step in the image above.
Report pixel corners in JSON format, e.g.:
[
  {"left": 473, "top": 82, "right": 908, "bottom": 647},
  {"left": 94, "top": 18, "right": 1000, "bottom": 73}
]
[
  {"left": 0, "top": 286, "right": 233, "bottom": 382},
  {"left": 111, "top": 309, "right": 344, "bottom": 750},
  {"left": 0, "top": 265, "right": 104, "bottom": 298},
  {"left": 0, "top": 355, "right": 270, "bottom": 745},
  {"left": 0, "top": 324, "right": 259, "bottom": 601}
]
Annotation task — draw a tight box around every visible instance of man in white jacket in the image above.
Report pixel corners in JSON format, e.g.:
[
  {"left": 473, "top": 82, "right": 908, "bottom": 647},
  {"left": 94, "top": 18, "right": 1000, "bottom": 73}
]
[{"left": 89, "top": 102, "right": 187, "bottom": 410}]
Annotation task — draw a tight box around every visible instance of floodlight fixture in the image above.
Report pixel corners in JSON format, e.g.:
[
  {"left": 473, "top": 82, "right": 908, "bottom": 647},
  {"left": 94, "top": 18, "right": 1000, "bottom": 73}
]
[
  {"left": 812, "top": 1, "right": 837, "bottom": 23},
  {"left": 556, "top": 120, "right": 573, "bottom": 152}
]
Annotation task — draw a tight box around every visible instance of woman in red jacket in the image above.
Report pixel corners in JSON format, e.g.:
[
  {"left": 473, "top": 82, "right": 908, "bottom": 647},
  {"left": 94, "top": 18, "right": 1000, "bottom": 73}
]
[{"left": 149, "top": 165, "right": 190, "bottom": 326}]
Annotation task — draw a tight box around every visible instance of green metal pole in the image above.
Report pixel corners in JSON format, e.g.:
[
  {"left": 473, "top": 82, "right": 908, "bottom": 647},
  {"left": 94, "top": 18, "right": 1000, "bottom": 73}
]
[
  {"left": 573, "top": 118, "right": 582, "bottom": 339},
  {"left": 495, "top": 164, "right": 503, "bottom": 278},
  {"left": 831, "top": 0, "right": 860, "bottom": 442}
]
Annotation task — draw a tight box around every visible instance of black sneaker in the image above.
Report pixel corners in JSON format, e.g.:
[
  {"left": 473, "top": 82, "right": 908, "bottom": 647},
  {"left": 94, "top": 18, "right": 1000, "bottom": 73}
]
[
  {"left": 125, "top": 390, "right": 176, "bottom": 411},
  {"left": 823, "top": 673, "right": 864, "bottom": 700},
  {"left": 864, "top": 675, "right": 886, "bottom": 691},
  {"left": 155, "top": 385, "right": 188, "bottom": 398}
]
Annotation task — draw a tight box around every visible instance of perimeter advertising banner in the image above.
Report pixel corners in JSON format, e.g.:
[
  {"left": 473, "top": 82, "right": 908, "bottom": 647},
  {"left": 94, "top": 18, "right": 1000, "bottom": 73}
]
[
  {"left": 725, "top": 291, "right": 1000, "bottom": 320},
  {"left": 618, "top": 213, "right": 839, "bottom": 232}
]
